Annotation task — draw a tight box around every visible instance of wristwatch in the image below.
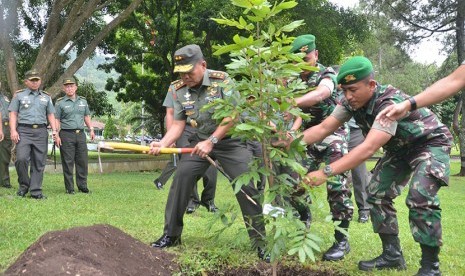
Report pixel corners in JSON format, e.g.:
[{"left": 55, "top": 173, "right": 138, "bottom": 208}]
[
  {"left": 323, "top": 165, "right": 333, "bottom": 177},
  {"left": 208, "top": 135, "right": 219, "bottom": 144}
]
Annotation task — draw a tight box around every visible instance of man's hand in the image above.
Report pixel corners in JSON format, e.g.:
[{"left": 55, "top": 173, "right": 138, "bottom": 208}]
[
  {"left": 149, "top": 141, "right": 163, "bottom": 155},
  {"left": 192, "top": 140, "right": 213, "bottom": 158},
  {"left": 303, "top": 170, "right": 327, "bottom": 187},
  {"left": 90, "top": 130, "right": 95, "bottom": 141},
  {"left": 55, "top": 135, "right": 62, "bottom": 147},
  {"left": 10, "top": 130, "right": 20, "bottom": 144},
  {"left": 376, "top": 101, "right": 410, "bottom": 127},
  {"left": 0, "top": 130, "right": 3, "bottom": 142},
  {"left": 271, "top": 131, "right": 293, "bottom": 148}
]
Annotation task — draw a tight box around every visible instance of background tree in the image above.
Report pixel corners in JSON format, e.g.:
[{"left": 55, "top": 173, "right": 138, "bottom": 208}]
[
  {"left": 0, "top": 0, "right": 143, "bottom": 97},
  {"left": 103, "top": 116, "right": 118, "bottom": 139},
  {"left": 102, "top": 0, "right": 370, "bottom": 136},
  {"left": 360, "top": 0, "right": 465, "bottom": 174}
]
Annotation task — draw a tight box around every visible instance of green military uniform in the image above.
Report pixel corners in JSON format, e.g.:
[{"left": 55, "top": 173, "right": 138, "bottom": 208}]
[
  {"left": 0, "top": 93, "right": 12, "bottom": 188},
  {"left": 55, "top": 93, "right": 91, "bottom": 193},
  {"left": 156, "top": 87, "right": 217, "bottom": 209},
  {"left": 333, "top": 84, "right": 451, "bottom": 246},
  {"left": 163, "top": 69, "right": 265, "bottom": 247},
  {"left": 8, "top": 88, "right": 55, "bottom": 197},
  {"left": 334, "top": 56, "right": 451, "bottom": 274}
]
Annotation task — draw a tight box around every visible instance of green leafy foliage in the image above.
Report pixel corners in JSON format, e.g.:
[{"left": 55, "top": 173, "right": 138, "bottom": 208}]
[{"left": 210, "top": 0, "right": 325, "bottom": 265}]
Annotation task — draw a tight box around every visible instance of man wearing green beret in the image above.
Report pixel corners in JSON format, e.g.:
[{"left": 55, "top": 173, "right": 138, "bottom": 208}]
[
  {"left": 54, "top": 77, "right": 95, "bottom": 194},
  {"left": 149, "top": 44, "right": 268, "bottom": 262},
  {"left": 8, "top": 69, "right": 58, "bottom": 199},
  {"left": 300, "top": 56, "right": 451, "bottom": 275},
  {"left": 291, "top": 34, "right": 354, "bottom": 261}
]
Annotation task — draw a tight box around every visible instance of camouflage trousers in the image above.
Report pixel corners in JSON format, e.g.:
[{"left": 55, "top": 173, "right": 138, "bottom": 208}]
[
  {"left": 304, "top": 131, "right": 354, "bottom": 221},
  {"left": 368, "top": 146, "right": 450, "bottom": 247}
]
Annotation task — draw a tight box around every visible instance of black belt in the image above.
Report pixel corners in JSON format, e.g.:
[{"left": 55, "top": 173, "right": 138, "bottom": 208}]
[
  {"left": 2, "top": 121, "right": 8, "bottom": 126},
  {"left": 18, "top": 123, "right": 46, "bottom": 128},
  {"left": 61, "top": 129, "right": 84, "bottom": 133}
]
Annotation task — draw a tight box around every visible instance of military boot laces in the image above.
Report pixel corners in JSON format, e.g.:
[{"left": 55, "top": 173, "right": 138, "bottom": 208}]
[{"left": 358, "top": 243, "right": 407, "bottom": 271}]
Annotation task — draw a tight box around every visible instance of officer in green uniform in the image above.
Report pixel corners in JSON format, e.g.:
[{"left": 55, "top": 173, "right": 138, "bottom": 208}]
[
  {"left": 154, "top": 87, "right": 218, "bottom": 213},
  {"left": 0, "top": 84, "right": 13, "bottom": 188},
  {"left": 55, "top": 77, "right": 94, "bottom": 194},
  {"left": 149, "top": 44, "right": 268, "bottom": 261},
  {"left": 291, "top": 34, "right": 354, "bottom": 261},
  {"left": 8, "top": 69, "right": 57, "bottom": 199},
  {"left": 301, "top": 56, "right": 451, "bottom": 276}
]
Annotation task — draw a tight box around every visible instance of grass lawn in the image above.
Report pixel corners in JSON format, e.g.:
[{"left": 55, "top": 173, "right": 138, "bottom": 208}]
[{"left": 1, "top": 161, "right": 464, "bottom": 275}]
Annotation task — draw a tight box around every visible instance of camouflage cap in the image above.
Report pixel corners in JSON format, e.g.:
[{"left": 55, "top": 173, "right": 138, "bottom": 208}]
[
  {"left": 337, "top": 56, "right": 373, "bottom": 85},
  {"left": 63, "top": 77, "right": 77, "bottom": 85},
  {"left": 290, "top": 34, "right": 316, "bottom": 54},
  {"left": 173, "top": 44, "right": 204, "bottom": 73},
  {"left": 25, "top": 69, "right": 41, "bottom": 81}
]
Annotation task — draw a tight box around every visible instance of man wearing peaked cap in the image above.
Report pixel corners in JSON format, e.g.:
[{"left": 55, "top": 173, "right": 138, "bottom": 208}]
[
  {"left": 149, "top": 44, "right": 269, "bottom": 262},
  {"left": 299, "top": 56, "right": 451, "bottom": 275},
  {"left": 173, "top": 44, "right": 204, "bottom": 73},
  {"left": 290, "top": 34, "right": 354, "bottom": 262},
  {"left": 62, "top": 77, "right": 76, "bottom": 85},
  {"left": 8, "top": 68, "right": 57, "bottom": 199},
  {"left": 54, "top": 76, "right": 94, "bottom": 195},
  {"left": 24, "top": 69, "right": 41, "bottom": 81}
]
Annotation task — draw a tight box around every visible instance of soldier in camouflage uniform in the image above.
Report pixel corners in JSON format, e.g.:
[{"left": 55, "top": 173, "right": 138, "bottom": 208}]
[
  {"left": 149, "top": 45, "right": 268, "bottom": 262},
  {"left": 0, "top": 84, "right": 13, "bottom": 188},
  {"left": 291, "top": 34, "right": 354, "bottom": 261},
  {"left": 302, "top": 56, "right": 451, "bottom": 276}
]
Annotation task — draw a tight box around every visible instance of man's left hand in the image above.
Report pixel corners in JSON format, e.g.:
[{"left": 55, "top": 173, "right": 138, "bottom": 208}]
[
  {"left": 303, "top": 170, "right": 327, "bottom": 186},
  {"left": 193, "top": 140, "right": 213, "bottom": 158}
]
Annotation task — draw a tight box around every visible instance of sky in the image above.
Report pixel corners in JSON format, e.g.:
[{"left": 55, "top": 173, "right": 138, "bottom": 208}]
[{"left": 328, "top": 0, "right": 447, "bottom": 65}]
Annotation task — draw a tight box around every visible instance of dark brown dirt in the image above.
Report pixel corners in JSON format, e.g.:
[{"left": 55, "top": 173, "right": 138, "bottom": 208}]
[
  {"left": 5, "top": 224, "right": 341, "bottom": 276},
  {"left": 209, "top": 262, "right": 342, "bottom": 275},
  {"left": 4, "top": 224, "right": 179, "bottom": 276}
]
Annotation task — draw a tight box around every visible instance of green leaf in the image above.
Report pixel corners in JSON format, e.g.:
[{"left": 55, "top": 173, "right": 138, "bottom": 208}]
[
  {"left": 298, "top": 248, "right": 305, "bottom": 263},
  {"left": 278, "top": 20, "right": 305, "bottom": 33},
  {"left": 276, "top": 1, "right": 298, "bottom": 10},
  {"left": 232, "top": 0, "right": 253, "bottom": 9}
]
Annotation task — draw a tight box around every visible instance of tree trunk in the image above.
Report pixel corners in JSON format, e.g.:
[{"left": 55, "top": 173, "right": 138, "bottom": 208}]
[
  {"left": 0, "top": 2, "right": 19, "bottom": 95},
  {"left": 456, "top": 0, "right": 465, "bottom": 176},
  {"left": 45, "top": 0, "right": 144, "bottom": 97}
]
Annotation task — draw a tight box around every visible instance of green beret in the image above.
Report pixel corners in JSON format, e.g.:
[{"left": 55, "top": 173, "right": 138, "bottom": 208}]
[
  {"left": 290, "top": 34, "right": 316, "bottom": 54},
  {"left": 173, "top": 44, "right": 204, "bottom": 73},
  {"left": 337, "top": 56, "right": 373, "bottom": 85}
]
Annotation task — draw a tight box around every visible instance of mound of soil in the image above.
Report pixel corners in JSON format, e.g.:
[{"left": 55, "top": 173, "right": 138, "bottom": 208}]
[{"left": 4, "top": 224, "right": 179, "bottom": 276}]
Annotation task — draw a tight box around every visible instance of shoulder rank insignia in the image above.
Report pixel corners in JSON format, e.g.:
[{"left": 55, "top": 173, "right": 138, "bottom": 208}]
[
  {"left": 15, "top": 89, "right": 24, "bottom": 94},
  {"left": 56, "top": 97, "right": 64, "bottom": 102},
  {"left": 42, "top": 90, "right": 50, "bottom": 95},
  {"left": 171, "top": 79, "right": 186, "bottom": 91},
  {"left": 209, "top": 71, "right": 226, "bottom": 80}
]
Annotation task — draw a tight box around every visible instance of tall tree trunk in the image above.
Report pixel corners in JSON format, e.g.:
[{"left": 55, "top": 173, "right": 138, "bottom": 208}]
[
  {"left": 0, "top": 1, "right": 19, "bottom": 95},
  {"left": 456, "top": 0, "right": 465, "bottom": 175}
]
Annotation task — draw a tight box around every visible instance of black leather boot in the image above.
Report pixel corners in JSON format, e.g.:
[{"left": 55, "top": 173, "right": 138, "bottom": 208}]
[
  {"left": 322, "top": 220, "right": 350, "bottom": 261},
  {"left": 358, "top": 234, "right": 407, "bottom": 271},
  {"left": 416, "top": 244, "right": 441, "bottom": 276}
]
